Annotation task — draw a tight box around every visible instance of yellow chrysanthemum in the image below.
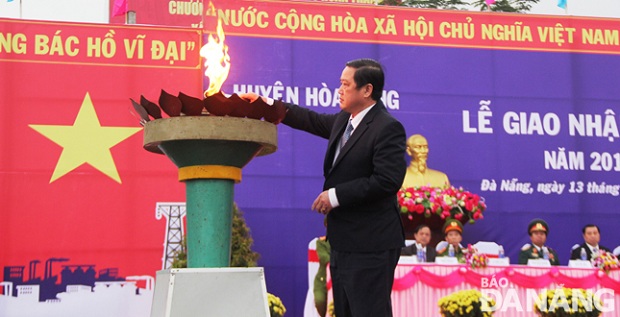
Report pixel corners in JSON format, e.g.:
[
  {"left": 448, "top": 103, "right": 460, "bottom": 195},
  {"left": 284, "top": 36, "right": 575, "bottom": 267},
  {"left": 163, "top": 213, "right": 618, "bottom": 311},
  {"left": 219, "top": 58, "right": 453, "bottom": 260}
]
[
  {"left": 267, "top": 293, "right": 286, "bottom": 317},
  {"left": 438, "top": 289, "right": 496, "bottom": 317}
]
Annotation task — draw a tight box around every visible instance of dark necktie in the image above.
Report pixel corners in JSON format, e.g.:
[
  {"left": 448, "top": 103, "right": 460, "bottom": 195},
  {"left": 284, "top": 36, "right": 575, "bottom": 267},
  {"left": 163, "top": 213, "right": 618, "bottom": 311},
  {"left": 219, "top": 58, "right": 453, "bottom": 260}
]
[{"left": 340, "top": 120, "right": 353, "bottom": 149}]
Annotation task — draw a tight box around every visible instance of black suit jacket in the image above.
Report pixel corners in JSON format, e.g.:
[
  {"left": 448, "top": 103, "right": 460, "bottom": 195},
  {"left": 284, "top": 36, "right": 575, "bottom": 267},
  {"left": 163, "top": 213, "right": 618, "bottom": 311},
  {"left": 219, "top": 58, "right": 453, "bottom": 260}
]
[
  {"left": 400, "top": 243, "right": 437, "bottom": 262},
  {"left": 282, "top": 101, "right": 406, "bottom": 252},
  {"left": 570, "top": 243, "right": 611, "bottom": 261}
]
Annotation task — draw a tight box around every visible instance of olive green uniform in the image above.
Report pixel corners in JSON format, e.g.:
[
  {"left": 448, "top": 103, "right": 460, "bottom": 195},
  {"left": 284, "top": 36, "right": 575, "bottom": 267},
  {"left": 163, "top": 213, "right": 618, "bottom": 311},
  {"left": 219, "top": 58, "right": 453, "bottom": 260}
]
[{"left": 518, "top": 243, "right": 560, "bottom": 266}]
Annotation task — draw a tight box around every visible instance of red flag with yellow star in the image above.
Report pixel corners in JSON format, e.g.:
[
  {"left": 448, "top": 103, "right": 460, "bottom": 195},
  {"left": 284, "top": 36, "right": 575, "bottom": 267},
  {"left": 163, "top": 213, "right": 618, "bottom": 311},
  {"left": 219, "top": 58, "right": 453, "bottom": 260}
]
[{"left": 0, "top": 19, "right": 202, "bottom": 282}]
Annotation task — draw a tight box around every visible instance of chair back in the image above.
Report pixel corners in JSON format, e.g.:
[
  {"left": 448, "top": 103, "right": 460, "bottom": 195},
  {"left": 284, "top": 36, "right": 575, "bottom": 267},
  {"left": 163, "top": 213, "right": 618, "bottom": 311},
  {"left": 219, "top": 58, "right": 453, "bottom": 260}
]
[{"left": 474, "top": 241, "right": 501, "bottom": 256}]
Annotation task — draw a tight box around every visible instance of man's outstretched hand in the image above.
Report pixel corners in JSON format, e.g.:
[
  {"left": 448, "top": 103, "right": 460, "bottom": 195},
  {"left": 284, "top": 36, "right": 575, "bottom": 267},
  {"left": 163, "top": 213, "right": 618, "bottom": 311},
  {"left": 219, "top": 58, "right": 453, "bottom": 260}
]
[
  {"left": 238, "top": 92, "right": 286, "bottom": 124},
  {"left": 238, "top": 92, "right": 261, "bottom": 103}
]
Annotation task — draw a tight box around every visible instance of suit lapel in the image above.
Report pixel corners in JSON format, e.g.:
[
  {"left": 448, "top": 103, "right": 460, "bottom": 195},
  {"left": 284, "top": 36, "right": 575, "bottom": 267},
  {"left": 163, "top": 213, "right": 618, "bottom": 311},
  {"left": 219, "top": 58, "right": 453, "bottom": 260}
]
[
  {"left": 332, "top": 119, "right": 367, "bottom": 167},
  {"left": 324, "top": 114, "right": 349, "bottom": 174},
  {"left": 330, "top": 104, "right": 382, "bottom": 170}
]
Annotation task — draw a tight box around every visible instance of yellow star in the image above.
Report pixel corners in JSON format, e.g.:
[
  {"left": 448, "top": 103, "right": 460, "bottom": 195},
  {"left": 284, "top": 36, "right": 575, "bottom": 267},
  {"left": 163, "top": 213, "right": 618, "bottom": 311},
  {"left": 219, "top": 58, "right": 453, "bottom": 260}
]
[{"left": 29, "top": 92, "right": 142, "bottom": 183}]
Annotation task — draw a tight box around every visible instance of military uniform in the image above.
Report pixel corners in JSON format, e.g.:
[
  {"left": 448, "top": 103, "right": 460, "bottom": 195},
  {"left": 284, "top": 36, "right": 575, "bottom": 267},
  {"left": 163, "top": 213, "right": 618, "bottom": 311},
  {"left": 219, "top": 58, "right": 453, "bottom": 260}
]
[
  {"left": 518, "top": 219, "right": 560, "bottom": 266},
  {"left": 313, "top": 237, "right": 331, "bottom": 317},
  {"left": 518, "top": 243, "right": 560, "bottom": 265},
  {"left": 436, "top": 219, "right": 466, "bottom": 263}
]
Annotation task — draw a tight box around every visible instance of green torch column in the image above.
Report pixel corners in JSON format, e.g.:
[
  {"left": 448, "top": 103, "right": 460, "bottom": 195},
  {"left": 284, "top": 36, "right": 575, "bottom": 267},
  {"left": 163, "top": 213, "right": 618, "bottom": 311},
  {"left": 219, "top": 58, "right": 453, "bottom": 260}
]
[
  {"left": 143, "top": 116, "right": 277, "bottom": 269},
  {"left": 181, "top": 165, "right": 241, "bottom": 267}
]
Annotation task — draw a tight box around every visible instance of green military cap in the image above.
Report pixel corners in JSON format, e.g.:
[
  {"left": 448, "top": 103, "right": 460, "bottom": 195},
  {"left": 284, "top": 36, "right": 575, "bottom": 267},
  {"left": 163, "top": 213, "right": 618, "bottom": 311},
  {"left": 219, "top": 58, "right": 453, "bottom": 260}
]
[
  {"left": 443, "top": 219, "right": 463, "bottom": 234},
  {"left": 528, "top": 218, "right": 549, "bottom": 234}
]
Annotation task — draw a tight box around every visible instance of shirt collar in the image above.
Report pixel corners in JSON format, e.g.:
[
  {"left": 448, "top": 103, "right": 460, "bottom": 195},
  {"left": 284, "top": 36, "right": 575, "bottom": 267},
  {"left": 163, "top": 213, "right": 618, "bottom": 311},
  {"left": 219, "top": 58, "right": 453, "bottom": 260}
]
[{"left": 348, "top": 103, "right": 375, "bottom": 130}]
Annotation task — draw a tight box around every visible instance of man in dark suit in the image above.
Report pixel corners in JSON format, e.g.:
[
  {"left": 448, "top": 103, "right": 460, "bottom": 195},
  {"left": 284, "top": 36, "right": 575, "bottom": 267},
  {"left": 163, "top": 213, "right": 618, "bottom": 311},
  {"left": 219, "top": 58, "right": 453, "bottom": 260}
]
[
  {"left": 241, "top": 58, "right": 406, "bottom": 317},
  {"left": 570, "top": 224, "right": 611, "bottom": 261},
  {"left": 401, "top": 224, "right": 437, "bottom": 262}
]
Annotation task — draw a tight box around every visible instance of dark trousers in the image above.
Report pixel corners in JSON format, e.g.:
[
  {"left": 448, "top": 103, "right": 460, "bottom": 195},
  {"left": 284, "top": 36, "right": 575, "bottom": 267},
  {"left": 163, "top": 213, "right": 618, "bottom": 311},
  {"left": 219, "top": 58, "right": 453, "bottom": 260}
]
[{"left": 330, "top": 248, "right": 400, "bottom": 317}]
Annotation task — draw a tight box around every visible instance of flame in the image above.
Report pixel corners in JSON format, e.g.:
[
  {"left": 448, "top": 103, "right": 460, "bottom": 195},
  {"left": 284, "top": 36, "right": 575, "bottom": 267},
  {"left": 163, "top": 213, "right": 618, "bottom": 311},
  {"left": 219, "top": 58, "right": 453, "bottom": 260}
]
[{"left": 201, "top": 19, "right": 230, "bottom": 97}]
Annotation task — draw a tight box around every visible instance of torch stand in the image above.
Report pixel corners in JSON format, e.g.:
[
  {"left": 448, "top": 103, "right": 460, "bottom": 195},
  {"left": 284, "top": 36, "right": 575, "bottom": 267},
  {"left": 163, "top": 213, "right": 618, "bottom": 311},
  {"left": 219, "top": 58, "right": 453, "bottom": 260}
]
[{"left": 144, "top": 116, "right": 277, "bottom": 317}]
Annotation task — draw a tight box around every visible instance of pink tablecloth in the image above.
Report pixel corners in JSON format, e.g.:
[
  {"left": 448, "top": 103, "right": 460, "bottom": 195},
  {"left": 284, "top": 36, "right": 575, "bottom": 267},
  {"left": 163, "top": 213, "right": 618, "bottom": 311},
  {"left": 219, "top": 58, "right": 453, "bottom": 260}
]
[
  {"left": 306, "top": 240, "right": 620, "bottom": 317},
  {"left": 391, "top": 264, "right": 620, "bottom": 317}
]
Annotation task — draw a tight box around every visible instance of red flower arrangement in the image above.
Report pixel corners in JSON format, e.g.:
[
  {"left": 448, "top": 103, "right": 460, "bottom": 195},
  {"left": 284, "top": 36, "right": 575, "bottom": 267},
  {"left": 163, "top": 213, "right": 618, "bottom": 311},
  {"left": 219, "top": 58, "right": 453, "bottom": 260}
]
[
  {"left": 465, "top": 244, "right": 489, "bottom": 269},
  {"left": 591, "top": 250, "right": 620, "bottom": 274},
  {"left": 398, "top": 186, "right": 487, "bottom": 224}
]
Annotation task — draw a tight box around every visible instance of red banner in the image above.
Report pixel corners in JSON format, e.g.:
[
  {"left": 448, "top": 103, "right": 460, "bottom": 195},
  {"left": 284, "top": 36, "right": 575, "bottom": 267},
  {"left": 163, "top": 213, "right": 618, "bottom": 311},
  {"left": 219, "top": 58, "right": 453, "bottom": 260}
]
[
  {"left": 0, "top": 18, "right": 202, "bottom": 278},
  {"left": 109, "top": 0, "right": 204, "bottom": 28},
  {"left": 108, "top": 0, "right": 378, "bottom": 27},
  {"left": 1, "top": 19, "right": 201, "bottom": 67},
  {"left": 212, "top": 0, "right": 620, "bottom": 55}
]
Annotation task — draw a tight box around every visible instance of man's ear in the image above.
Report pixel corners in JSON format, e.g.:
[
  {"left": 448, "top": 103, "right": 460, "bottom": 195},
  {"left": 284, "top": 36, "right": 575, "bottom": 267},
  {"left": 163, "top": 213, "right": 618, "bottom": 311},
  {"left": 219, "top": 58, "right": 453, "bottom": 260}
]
[{"left": 363, "top": 84, "right": 373, "bottom": 98}]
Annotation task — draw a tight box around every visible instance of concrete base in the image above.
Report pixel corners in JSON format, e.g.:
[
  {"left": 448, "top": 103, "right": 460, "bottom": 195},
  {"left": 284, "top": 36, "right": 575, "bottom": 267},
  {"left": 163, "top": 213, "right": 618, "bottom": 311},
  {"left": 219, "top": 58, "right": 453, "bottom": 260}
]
[{"left": 150, "top": 268, "right": 270, "bottom": 317}]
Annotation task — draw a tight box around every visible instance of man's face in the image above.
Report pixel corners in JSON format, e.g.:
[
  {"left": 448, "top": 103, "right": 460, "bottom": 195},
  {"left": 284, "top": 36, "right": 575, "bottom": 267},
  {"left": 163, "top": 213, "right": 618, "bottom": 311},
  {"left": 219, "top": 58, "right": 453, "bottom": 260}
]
[
  {"left": 583, "top": 226, "right": 600, "bottom": 246},
  {"left": 530, "top": 231, "right": 547, "bottom": 247},
  {"left": 338, "top": 66, "right": 370, "bottom": 115},
  {"left": 445, "top": 231, "right": 462, "bottom": 245},
  {"left": 407, "top": 137, "right": 429, "bottom": 161},
  {"left": 414, "top": 227, "right": 431, "bottom": 247}
]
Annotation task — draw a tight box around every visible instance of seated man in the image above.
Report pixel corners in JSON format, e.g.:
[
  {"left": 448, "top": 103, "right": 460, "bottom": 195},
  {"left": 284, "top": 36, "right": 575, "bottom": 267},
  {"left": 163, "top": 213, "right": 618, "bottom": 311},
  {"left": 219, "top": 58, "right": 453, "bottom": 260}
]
[
  {"left": 436, "top": 219, "right": 465, "bottom": 263},
  {"left": 401, "top": 224, "right": 436, "bottom": 262},
  {"left": 518, "top": 219, "right": 560, "bottom": 266},
  {"left": 570, "top": 224, "right": 611, "bottom": 261}
]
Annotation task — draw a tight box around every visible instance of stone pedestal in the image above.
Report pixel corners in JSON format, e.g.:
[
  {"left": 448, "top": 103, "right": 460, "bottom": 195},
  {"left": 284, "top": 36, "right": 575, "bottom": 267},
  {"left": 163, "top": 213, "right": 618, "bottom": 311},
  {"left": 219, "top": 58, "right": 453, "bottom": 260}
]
[{"left": 150, "top": 268, "right": 269, "bottom": 317}]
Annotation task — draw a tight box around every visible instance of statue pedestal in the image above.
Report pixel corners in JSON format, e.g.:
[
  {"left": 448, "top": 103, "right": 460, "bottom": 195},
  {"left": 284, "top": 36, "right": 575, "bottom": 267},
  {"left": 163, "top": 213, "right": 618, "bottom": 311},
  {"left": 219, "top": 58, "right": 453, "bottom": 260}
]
[{"left": 150, "top": 268, "right": 270, "bottom": 317}]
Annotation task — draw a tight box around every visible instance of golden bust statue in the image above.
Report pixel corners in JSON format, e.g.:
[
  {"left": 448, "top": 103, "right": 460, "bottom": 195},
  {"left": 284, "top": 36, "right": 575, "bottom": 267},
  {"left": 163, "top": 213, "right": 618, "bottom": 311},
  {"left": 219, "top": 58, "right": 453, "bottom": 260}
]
[{"left": 402, "top": 134, "right": 450, "bottom": 188}]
